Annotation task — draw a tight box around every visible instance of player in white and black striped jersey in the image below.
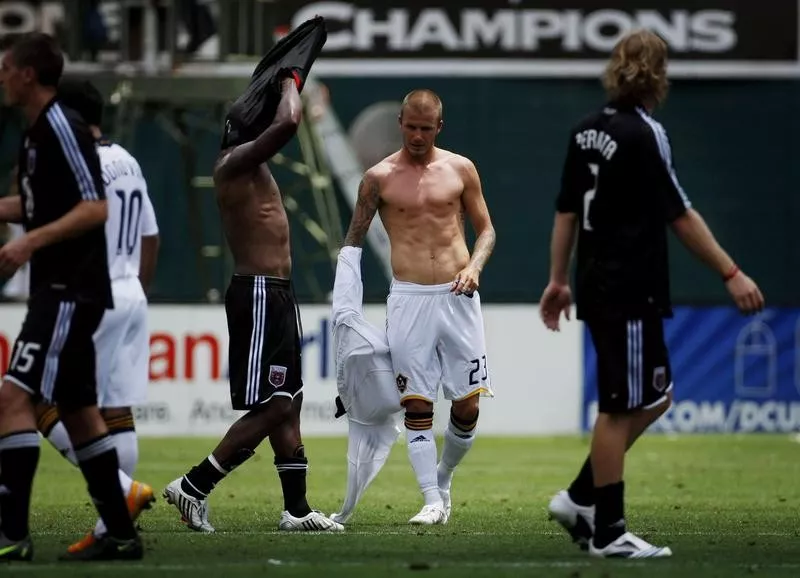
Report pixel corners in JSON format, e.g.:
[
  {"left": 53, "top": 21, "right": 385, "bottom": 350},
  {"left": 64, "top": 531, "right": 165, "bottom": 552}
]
[
  {"left": 0, "top": 32, "right": 144, "bottom": 561},
  {"left": 539, "top": 29, "right": 764, "bottom": 559}
]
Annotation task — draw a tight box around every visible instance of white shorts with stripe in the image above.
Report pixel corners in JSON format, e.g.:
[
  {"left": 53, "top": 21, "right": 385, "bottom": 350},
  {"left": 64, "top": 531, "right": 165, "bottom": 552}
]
[
  {"left": 93, "top": 277, "right": 149, "bottom": 407},
  {"left": 386, "top": 279, "right": 494, "bottom": 404}
]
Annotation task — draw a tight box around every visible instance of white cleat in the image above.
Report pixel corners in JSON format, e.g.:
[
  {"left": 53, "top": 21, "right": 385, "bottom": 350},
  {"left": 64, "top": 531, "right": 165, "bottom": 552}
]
[
  {"left": 408, "top": 503, "right": 447, "bottom": 525},
  {"left": 439, "top": 488, "right": 451, "bottom": 524},
  {"left": 589, "top": 531, "right": 672, "bottom": 558},
  {"left": 278, "top": 511, "right": 345, "bottom": 532},
  {"left": 162, "top": 477, "right": 215, "bottom": 533},
  {"left": 548, "top": 490, "right": 595, "bottom": 550}
]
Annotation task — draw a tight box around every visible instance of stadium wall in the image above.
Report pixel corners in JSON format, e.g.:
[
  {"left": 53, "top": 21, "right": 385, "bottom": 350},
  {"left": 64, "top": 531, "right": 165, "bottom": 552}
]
[
  {"left": 2, "top": 304, "right": 799, "bottom": 436},
  {"left": 0, "top": 304, "right": 584, "bottom": 437},
  {"left": 3, "top": 80, "right": 799, "bottom": 305}
]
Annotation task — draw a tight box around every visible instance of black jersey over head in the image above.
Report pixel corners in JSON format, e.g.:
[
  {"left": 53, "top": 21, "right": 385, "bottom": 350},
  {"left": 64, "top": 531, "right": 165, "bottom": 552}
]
[{"left": 221, "top": 16, "right": 327, "bottom": 149}]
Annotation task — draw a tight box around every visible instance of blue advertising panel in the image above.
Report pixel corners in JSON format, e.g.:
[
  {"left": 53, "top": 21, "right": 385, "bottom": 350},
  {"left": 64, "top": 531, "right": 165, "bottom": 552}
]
[{"left": 583, "top": 307, "right": 800, "bottom": 433}]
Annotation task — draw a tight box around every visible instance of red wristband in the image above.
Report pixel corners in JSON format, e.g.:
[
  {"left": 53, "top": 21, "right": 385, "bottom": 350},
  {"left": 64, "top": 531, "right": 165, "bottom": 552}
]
[{"left": 723, "top": 264, "right": 739, "bottom": 282}]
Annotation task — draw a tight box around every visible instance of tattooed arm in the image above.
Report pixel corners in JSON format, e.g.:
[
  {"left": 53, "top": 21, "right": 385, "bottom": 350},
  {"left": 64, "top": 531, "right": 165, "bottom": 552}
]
[{"left": 343, "top": 170, "right": 382, "bottom": 247}]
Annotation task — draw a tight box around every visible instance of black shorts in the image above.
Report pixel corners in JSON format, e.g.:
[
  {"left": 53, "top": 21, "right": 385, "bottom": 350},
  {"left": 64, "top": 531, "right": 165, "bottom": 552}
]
[
  {"left": 4, "top": 290, "right": 104, "bottom": 409},
  {"left": 586, "top": 315, "right": 673, "bottom": 414},
  {"left": 225, "top": 275, "right": 303, "bottom": 410}
]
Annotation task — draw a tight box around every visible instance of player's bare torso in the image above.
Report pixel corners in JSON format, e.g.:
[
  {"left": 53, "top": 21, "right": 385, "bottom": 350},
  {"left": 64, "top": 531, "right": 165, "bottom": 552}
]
[
  {"left": 214, "top": 156, "right": 291, "bottom": 278},
  {"left": 374, "top": 148, "right": 470, "bottom": 284}
]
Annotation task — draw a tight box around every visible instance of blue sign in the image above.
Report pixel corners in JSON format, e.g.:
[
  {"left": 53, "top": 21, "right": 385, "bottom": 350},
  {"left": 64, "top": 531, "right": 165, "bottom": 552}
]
[{"left": 582, "top": 307, "right": 800, "bottom": 433}]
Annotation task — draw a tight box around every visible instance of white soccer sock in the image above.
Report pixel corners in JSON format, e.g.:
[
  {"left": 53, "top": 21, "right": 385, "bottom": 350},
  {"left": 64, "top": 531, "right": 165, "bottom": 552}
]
[
  {"left": 406, "top": 428, "right": 441, "bottom": 506},
  {"left": 110, "top": 430, "right": 139, "bottom": 476},
  {"left": 437, "top": 423, "right": 476, "bottom": 491},
  {"left": 46, "top": 420, "right": 78, "bottom": 466}
]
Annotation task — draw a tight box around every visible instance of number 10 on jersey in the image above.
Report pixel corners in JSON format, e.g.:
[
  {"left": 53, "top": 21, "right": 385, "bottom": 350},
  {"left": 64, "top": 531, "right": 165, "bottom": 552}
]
[{"left": 115, "top": 189, "right": 143, "bottom": 256}]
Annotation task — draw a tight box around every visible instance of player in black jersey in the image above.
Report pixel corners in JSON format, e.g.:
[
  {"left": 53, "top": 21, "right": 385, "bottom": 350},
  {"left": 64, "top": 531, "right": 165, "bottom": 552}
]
[
  {"left": 539, "top": 29, "right": 764, "bottom": 558},
  {"left": 0, "top": 32, "right": 144, "bottom": 561}
]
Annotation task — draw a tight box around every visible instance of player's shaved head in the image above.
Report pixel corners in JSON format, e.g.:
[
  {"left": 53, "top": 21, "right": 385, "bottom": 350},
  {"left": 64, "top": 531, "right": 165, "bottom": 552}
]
[{"left": 400, "top": 89, "right": 442, "bottom": 121}]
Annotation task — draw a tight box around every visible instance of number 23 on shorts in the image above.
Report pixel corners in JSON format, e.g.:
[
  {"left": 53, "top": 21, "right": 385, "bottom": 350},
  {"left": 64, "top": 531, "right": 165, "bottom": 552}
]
[{"left": 468, "top": 355, "right": 488, "bottom": 386}]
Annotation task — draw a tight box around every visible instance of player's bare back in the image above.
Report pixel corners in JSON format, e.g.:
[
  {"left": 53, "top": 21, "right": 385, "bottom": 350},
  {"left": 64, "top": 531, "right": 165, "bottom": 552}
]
[
  {"left": 214, "top": 159, "right": 291, "bottom": 278},
  {"left": 374, "top": 148, "right": 470, "bottom": 284}
]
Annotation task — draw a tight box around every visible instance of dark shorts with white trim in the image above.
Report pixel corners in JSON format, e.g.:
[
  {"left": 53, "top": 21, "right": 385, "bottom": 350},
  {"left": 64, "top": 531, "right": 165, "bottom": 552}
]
[
  {"left": 225, "top": 275, "right": 303, "bottom": 411},
  {"left": 585, "top": 314, "right": 673, "bottom": 414},
  {"left": 3, "top": 289, "right": 104, "bottom": 410}
]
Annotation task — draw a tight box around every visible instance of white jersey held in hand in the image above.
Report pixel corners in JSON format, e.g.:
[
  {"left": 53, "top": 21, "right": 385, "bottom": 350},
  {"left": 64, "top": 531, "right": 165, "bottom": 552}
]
[
  {"left": 93, "top": 141, "right": 159, "bottom": 408},
  {"left": 329, "top": 246, "right": 402, "bottom": 525}
]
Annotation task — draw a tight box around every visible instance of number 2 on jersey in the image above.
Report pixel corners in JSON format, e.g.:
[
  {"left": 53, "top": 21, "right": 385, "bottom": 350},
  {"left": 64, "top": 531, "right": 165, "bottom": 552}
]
[
  {"left": 583, "top": 163, "right": 599, "bottom": 231},
  {"left": 115, "top": 189, "right": 143, "bottom": 256}
]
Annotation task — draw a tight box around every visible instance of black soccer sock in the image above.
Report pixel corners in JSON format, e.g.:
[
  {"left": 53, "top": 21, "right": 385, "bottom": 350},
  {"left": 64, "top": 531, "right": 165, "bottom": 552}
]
[
  {"left": 567, "top": 456, "right": 595, "bottom": 507},
  {"left": 276, "top": 456, "right": 311, "bottom": 518},
  {"left": 181, "top": 453, "right": 241, "bottom": 499},
  {"left": 0, "top": 431, "right": 40, "bottom": 541},
  {"left": 593, "top": 481, "right": 626, "bottom": 548},
  {"left": 75, "top": 435, "right": 136, "bottom": 540}
]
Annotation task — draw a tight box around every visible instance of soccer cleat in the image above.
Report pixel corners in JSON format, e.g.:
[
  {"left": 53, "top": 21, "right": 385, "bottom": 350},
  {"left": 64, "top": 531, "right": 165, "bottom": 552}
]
[
  {"left": 66, "top": 480, "right": 156, "bottom": 554},
  {"left": 126, "top": 480, "right": 156, "bottom": 519},
  {"left": 0, "top": 534, "right": 33, "bottom": 562},
  {"left": 162, "top": 477, "right": 215, "bottom": 533},
  {"left": 548, "top": 490, "right": 595, "bottom": 550},
  {"left": 278, "top": 510, "right": 345, "bottom": 532},
  {"left": 65, "top": 532, "right": 96, "bottom": 555},
  {"left": 589, "top": 531, "right": 672, "bottom": 558},
  {"left": 408, "top": 503, "right": 447, "bottom": 525},
  {"left": 59, "top": 534, "right": 143, "bottom": 562}
]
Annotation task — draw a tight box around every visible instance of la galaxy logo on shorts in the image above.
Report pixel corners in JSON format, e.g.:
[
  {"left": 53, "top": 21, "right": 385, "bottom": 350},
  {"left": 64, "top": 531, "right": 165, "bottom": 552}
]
[
  {"left": 396, "top": 373, "right": 408, "bottom": 394},
  {"left": 269, "top": 365, "right": 287, "bottom": 388}
]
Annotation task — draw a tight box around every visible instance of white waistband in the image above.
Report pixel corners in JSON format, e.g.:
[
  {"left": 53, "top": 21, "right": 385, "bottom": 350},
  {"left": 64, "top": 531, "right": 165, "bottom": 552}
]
[{"left": 390, "top": 279, "right": 453, "bottom": 295}]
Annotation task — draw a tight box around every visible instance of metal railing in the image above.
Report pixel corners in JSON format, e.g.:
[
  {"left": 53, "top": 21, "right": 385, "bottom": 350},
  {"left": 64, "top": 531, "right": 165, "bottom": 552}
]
[{"left": 51, "top": 1, "right": 283, "bottom": 72}]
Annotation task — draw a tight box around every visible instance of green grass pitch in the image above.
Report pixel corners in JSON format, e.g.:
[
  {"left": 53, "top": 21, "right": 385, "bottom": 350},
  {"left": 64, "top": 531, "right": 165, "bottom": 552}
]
[{"left": 5, "top": 434, "right": 800, "bottom": 577}]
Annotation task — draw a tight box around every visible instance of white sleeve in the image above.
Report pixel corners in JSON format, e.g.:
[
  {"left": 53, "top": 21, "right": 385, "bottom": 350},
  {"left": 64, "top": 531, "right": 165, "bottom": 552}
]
[
  {"left": 140, "top": 188, "right": 159, "bottom": 236},
  {"left": 331, "top": 246, "right": 363, "bottom": 328}
]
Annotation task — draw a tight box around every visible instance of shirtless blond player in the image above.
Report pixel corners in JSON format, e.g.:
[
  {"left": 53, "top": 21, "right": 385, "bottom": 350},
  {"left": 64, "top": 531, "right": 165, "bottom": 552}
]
[
  {"left": 343, "top": 89, "right": 497, "bottom": 525},
  {"left": 162, "top": 18, "right": 342, "bottom": 533}
]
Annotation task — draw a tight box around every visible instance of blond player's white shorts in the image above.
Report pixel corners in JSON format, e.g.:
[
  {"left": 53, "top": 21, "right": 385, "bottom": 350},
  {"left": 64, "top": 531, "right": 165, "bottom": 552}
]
[
  {"left": 386, "top": 279, "right": 494, "bottom": 403},
  {"left": 94, "top": 277, "right": 149, "bottom": 407}
]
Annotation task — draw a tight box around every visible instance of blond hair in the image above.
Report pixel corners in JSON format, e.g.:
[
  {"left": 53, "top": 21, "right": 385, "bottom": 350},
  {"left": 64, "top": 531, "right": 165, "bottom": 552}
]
[
  {"left": 400, "top": 89, "right": 443, "bottom": 121},
  {"left": 602, "top": 29, "right": 669, "bottom": 108}
]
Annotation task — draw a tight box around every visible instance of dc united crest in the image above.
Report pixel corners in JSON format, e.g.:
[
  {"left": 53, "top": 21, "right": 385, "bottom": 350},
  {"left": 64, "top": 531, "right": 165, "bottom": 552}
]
[
  {"left": 653, "top": 366, "right": 667, "bottom": 392},
  {"left": 396, "top": 373, "right": 408, "bottom": 394},
  {"left": 269, "top": 365, "right": 287, "bottom": 388}
]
